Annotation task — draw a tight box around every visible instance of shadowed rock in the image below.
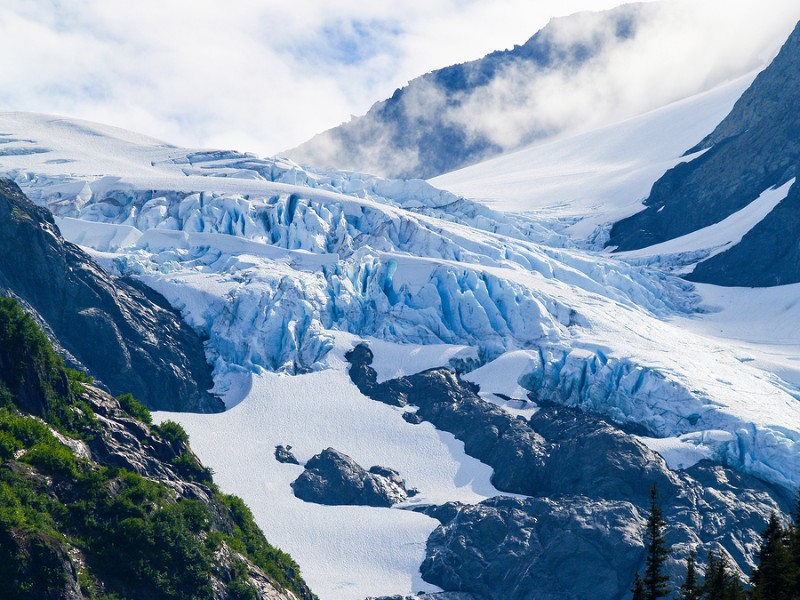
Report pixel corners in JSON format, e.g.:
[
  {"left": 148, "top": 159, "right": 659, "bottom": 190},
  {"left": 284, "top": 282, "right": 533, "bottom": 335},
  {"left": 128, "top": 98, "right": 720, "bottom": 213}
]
[
  {"left": 348, "top": 343, "right": 790, "bottom": 598},
  {"left": 275, "top": 445, "right": 300, "bottom": 465},
  {"left": 0, "top": 179, "right": 221, "bottom": 412},
  {"left": 608, "top": 21, "right": 800, "bottom": 286},
  {"left": 291, "top": 448, "right": 411, "bottom": 507}
]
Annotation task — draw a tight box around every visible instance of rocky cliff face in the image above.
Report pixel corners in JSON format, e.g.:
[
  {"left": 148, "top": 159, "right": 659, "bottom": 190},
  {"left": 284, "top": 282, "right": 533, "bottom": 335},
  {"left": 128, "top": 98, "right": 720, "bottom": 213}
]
[
  {"left": 348, "top": 344, "right": 789, "bottom": 599},
  {"left": 0, "top": 297, "right": 314, "bottom": 600},
  {"left": 0, "top": 179, "right": 221, "bottom": 412},
  {"left": 608, "top": 20, "right": 800, "bottom": 286}
]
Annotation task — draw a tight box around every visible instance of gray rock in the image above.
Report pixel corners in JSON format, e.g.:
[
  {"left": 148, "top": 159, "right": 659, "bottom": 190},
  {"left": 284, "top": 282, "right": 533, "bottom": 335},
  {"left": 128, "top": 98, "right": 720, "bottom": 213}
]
[
  {"left": 421, "top": 496, "right": 645, "bottom": 600},
  {"left": 402, "top": 411, "right": 424, "bottom": 425},
  {"left": 608, "top": 20, "right": 800, "bottom": 287},
  {"left": 275, "top": 445, "right": 300, "bottom": 465},
  {"left": 347, "top": 344, "right": 790, "bottom": 599},
  {"left": 285, "top": 4, "right": 651, "bottom": 180},
  {"left": 0, "top": 382, "right": 314, "bottom": 600},
  {"left": 347, "top": 344, "right": 548, "bottom": 496},
  {"left": 292, "top": 448, "right": 411, "bottom": 507},
  {"left": 0, "top": 179, "right": 221, "bottom": 412}
]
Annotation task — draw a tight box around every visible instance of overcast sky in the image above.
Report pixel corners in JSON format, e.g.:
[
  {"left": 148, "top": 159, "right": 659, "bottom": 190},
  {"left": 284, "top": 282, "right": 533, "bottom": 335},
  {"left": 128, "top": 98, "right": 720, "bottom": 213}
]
[{"left": 0, "top": 0, "right": 797, "bottom": 156}]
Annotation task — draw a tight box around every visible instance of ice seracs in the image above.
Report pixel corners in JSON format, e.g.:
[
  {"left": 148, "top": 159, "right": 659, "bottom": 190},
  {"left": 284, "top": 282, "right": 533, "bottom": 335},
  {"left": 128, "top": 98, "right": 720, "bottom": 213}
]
[{"left": 2, "top": 104, "right": 800, "bottom": 597}]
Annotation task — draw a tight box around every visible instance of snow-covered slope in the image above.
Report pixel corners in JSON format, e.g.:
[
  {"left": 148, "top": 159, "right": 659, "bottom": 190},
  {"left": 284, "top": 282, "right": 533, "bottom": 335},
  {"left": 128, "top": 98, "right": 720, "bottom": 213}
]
[
  {"left": 432, "top": 72, "right": 755, "bottom": 241},
  {"left": 2, "top": 111, "right": 800, "bottom": 597}
]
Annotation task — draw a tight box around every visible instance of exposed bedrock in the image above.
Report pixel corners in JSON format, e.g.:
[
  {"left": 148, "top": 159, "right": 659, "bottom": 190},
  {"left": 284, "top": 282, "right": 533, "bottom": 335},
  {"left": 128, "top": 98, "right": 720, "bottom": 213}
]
[
  {"left": 291, "top": 448, "right": 414, "bottom": 508},
  {"left": 0, "top": 179, "right": 220, "bottom": 412},
  {"left": 348, "top": 344, "right": 789, "bottom": 599}
]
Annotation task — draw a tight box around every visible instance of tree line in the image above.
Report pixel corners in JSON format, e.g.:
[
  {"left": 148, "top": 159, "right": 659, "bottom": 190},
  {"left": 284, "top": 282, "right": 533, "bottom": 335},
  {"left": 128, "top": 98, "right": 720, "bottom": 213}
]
[{"left": 633, "top": 486, "right": 800, "bottom": 600}]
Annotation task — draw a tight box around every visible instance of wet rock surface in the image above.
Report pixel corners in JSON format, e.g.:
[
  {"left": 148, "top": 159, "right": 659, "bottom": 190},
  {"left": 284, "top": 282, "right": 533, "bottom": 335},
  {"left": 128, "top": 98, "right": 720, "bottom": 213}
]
[
  {"left": 291, "top": 448, "right": 412, "bottom": 507},
  {"left": 0, "top": 179, "right": 221, "bottom": 412}
]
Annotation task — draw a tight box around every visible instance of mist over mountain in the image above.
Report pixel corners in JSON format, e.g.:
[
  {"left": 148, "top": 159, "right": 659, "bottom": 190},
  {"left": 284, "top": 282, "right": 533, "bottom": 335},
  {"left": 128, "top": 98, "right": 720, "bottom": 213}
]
[
  {"left": 284, "top": 1, "right": 794, "bottom": 180},
  {"left": 3, "top": 3, "right": 800, "bottom": 600}
]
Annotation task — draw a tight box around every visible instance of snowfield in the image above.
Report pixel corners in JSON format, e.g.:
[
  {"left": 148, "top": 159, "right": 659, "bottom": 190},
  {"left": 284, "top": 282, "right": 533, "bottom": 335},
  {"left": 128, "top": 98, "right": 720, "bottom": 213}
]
[
  {"left": 1, "top": 92, "right": 799, "bottom": 598},
  {"left": 432, "top": 72, "right": 756, "bottom": 242}
]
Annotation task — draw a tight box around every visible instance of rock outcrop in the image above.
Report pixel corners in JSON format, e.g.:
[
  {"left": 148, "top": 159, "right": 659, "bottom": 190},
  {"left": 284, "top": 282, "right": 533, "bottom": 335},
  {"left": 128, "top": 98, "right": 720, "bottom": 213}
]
[
  {"left": 0, "top": 179, "right": 221, "bottom": 411},
  {"left": 608, "top": 20, "right": 800, "bottom": 286},
  {"left": 0, "top": 297, "right": 315, "bottom": 600},
  {"left": 275, "top": 445, "right": 300, "bottom": 465},
  {"left": 348, "top": 344, "right": 789, "bottom": 598},
  {"left": 291, "top": 448, "right": 412, "bottom": 507},
  {"left": 284, "top": 4, "right": 651, "bottom": 179}
]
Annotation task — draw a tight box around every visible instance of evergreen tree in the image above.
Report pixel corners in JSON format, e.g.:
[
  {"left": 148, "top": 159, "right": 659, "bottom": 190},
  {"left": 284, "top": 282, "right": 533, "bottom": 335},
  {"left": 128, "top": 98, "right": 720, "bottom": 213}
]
[
  {"left": 702, "top": 551, "right": 746, "bottom": 600},
  {"left": 790, "top": 491, "right": 800, "bottom": 596},
  {"left": 632, "top": 572, "right": 646, "bottom": 600},
  {"left": 679, "top": 550, "right": 700, "bottom": 600},
  {"left": 643, "top": 485, "right": 670, "bottom": 600},
  {"left": 702, "top": 552, "right": 728, "bottom": 600},
  {"left": 750, "top": 513, "right": 791, "bottom": 599}
]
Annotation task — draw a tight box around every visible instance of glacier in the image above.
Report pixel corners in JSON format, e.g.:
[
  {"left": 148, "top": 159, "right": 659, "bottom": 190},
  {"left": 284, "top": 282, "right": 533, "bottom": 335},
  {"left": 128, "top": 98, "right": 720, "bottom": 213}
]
[{"left": 2, "top": 108, "right": 800, "bottom": 597}]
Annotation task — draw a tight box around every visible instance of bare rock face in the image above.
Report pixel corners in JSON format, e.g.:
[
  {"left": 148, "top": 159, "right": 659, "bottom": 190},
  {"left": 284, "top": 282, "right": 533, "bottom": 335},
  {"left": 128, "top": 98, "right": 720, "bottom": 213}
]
[
  {"left": 608, "top": 20, "right": 800, "bottom": 286},
  {"left": 291, "top": 448, "right": 412, "bottom": 507},
  {"left": 348, "top": 344, "right": 790, "bottom": 599},
  {"left": 285, "top": 4, "right": 651, "bottom": 180},
  {"left": 0, "top": 179, "right": 221, "bottom": 412},
  {"left": 0, "top": 519, "right": 84, "bottom": 600},
  {"left": 421, "top": 496, "right": 645, "bottom": 600}
]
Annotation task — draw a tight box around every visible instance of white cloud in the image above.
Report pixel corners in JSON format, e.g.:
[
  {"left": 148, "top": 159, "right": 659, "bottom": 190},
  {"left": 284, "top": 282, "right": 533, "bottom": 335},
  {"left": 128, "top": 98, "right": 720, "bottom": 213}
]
[
  {"left": 0, "top": 0, "right": 795, "bottom": 157},
  {"left": 446, "top": 0, "right": 800, "bottom": 150}
]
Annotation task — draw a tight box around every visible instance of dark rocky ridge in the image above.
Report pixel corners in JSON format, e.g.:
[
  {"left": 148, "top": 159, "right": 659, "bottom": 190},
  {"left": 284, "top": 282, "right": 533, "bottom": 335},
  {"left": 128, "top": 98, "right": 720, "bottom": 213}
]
[
  {"left": 685, "top": 178, "right": 800, "bottom": 286},
  {"left": 608, "top": 20, "right": 800, "bottom": 286},
  {"left": 285, "top": 4, "right": 650, "bottom": 179},
  {"left": 291, "top": 447, "right": 413, "bottom": 507},
  {"left": 0, "top": 178, "right": 221, "bottom": 412},
  {"left": 347, "top": 344, "right": 789, "bottom": 599}
]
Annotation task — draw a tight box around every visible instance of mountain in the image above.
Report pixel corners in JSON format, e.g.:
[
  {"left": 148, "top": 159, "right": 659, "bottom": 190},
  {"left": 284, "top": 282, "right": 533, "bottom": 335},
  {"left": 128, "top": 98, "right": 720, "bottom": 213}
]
[
  {"left": 0, "top": 179, "right": 220, "bottom": 413},
  {"left": 607, "top": 20, "right": 800, "bottom": 287},
  {"left": 3, "top": 106, "right": 800, "bottom": 598},
  {"left": 431, "top": 69, "right": 754, "bottom": 241},
  {"left": 284, "top": 3, "right": 653, "bottom": 179},
  {"left": 0, "top": 296, "right": 314, "bottom": 600}
]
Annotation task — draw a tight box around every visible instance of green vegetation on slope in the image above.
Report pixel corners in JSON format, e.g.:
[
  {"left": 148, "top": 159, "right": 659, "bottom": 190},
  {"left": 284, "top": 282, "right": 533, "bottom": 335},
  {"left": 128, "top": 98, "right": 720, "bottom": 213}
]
[{"left": 0, "top": 296, "right": 315, "bottom": 600}]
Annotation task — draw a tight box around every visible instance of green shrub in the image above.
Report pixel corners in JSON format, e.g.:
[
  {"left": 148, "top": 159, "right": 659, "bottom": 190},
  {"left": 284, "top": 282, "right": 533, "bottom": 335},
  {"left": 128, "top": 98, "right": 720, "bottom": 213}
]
[
  {"left": 0, "top": 432, "right": 22, "bottom": 461},
  {"left": 0, "top": 297, "right": 66, "bottom": 402},
  {"left": 22, "top": 442, "right": 78, "bottom": 478},
  {"left": 65, "top": 368, "right": 93, "bottom": 396},
  {"left": 216, "top": 492, "right": 308, "bottom": 594},
  {"left": 171, "top": 451, "right": 214, "bottom": 484},
  {"left": 227, "top": 577, "right": 258, "bottom": 600},
  {"left": 0, "top": 408, "right": 51, "bottom": 447},
  {"left": 117, "top": 393, "right": 152, "bottom": 426},
  {"left": 155, "top": 421, "right": 189, "bottom": 446}
]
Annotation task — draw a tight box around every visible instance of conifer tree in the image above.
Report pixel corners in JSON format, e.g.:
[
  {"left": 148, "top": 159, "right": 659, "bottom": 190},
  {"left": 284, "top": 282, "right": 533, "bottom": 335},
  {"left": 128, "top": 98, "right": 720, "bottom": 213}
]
[
  {"left": 643, "top": 485, "right": 670, "bottom": 599},
  {"left": 632, "top": 572, "right": 646, "bottom": 600},
  {"left": 750, "top": 513, "right": 791, "bottom": 599},
  {"left": 679, "top": 550, "right": 700, "bottom": 600},
  {"left": 790, "top": 491, "right": 800, "bottom": 596},
  {"left": 702, "top": 551, "right": 746, "bottom": 600}
]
